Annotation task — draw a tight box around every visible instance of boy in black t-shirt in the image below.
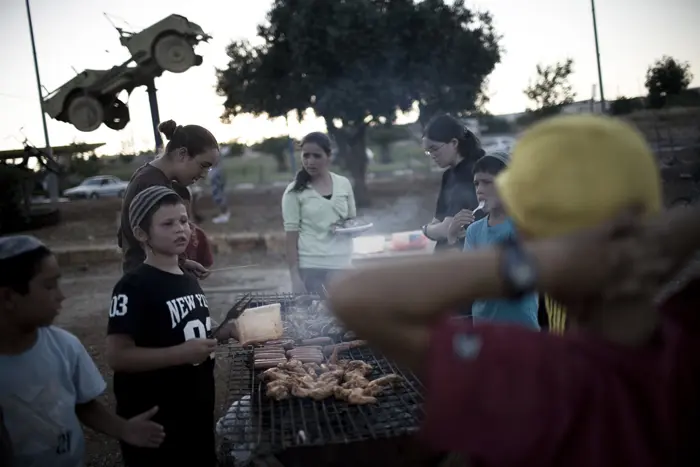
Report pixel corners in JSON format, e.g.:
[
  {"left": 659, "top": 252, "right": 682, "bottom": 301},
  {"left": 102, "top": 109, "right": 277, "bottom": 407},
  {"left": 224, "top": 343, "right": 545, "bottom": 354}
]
[{"left": 106, "top": 186, "right": 222, "bottom": 466}]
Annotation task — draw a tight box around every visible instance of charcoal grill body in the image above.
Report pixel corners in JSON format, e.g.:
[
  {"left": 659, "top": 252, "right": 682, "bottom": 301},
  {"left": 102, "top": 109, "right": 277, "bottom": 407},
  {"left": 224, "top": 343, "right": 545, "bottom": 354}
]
[{"left": 219, "top": 293, "right": 434, "bottom": 466}]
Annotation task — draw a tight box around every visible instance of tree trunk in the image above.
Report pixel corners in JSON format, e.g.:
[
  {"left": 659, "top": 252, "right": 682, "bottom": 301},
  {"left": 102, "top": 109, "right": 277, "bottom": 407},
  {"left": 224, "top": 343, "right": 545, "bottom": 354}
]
[
  {"left": 273, "top": 152, "right": 288, "bottom": 172},
  {"left": 346, "top": 125, "right": 369, "bottom": 208},
  {"left": 324, "top": 117, "right": 370, "bottom": 207},
  {"left": 378, "top": 143, "right": 391, "bottom": 164}
]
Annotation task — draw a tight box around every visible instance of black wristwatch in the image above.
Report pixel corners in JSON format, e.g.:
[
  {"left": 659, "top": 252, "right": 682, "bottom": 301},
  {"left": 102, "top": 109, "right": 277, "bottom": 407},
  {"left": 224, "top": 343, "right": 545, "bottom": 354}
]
[{"left": 498, "top": 236, "right": 538, "bottom": 298}]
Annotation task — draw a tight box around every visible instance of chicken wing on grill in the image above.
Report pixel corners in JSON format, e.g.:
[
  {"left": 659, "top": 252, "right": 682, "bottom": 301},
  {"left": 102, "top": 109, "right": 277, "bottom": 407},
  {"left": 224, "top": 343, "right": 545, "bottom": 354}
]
[{"left": 264, "top": 358, "right": 403, "bottom": 405}]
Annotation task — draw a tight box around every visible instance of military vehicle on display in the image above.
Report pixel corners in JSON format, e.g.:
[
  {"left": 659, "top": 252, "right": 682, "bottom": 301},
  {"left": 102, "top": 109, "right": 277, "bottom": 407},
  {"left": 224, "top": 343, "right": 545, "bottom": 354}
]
[{"left": 42, "top": 14, "right": 210, "bottom": 133}]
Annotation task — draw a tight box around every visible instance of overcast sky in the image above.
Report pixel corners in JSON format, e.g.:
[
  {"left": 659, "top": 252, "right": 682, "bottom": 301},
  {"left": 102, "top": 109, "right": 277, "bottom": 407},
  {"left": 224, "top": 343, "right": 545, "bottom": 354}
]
[{"left": 1, "top": 0, "right": 698, "bottom": 154}]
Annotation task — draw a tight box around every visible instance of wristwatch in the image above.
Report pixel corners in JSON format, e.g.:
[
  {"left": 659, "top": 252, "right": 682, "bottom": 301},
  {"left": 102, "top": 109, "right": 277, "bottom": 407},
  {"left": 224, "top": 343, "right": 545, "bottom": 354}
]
[{"left": 498, "top": 236, "right": 538, "bottom": 298}]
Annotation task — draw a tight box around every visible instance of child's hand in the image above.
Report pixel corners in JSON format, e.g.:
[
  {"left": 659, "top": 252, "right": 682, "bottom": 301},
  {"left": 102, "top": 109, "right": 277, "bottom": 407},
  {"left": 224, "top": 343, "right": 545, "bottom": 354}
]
[
  {"left": 178, "top": 338, "right": 218, "bottom": 365},
  {"left": 213, "top": 320, "right": 239, "bottom": 343},
  {"left": 447, "top": 210, "right": 474, "bottom": 244},
  {"left": 122, "top": 406, "right": 165, "bottom": 448},
  {"left": 184, "top": 259, "right": 210, "bottom": 279}
]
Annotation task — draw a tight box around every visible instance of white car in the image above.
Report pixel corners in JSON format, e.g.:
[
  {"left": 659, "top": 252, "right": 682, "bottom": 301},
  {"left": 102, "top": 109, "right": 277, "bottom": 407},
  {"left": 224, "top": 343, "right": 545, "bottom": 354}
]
[{"left": 63, "top": 175, "right": 129, "bottom": 199}]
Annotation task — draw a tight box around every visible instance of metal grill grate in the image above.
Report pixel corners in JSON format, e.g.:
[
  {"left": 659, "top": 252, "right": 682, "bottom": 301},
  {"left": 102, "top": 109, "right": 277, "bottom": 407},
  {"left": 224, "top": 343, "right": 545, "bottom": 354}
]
[{"left": 218, "top": 293, "right": 425, "bottom": 462}]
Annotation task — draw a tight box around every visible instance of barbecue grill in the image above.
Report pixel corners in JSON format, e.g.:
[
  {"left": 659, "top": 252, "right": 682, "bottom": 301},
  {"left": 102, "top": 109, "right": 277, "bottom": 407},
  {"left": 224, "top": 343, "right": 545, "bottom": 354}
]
[{"left": 218, "top": 293, "right": 431, "bottom": 466}]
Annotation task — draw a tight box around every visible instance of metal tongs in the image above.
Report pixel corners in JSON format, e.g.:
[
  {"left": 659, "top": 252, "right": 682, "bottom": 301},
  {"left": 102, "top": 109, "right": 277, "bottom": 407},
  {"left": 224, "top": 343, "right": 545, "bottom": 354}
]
[{"left": 209, "top": 292, "right": 253, "bottom": 339}]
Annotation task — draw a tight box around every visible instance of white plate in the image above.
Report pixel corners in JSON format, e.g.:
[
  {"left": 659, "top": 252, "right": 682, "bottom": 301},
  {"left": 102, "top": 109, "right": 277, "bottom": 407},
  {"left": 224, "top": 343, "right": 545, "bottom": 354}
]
[{"left": 334, "top": 222, "right": 374, "bottom": 234}]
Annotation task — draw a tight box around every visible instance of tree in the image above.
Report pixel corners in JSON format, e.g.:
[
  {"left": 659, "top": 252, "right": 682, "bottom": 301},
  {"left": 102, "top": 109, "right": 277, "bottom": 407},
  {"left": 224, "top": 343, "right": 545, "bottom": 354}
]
[
  {"left": 479, "top": 114, "right": 514, "bottom": 134},
  {"left": 610, "top": 96, "right": 644, "bottom": 116},
  {"left": 224, "top": 141, "right": 246, "bottom": 158},
  {"left": 524, "top": 58, "right": 576, "bottom": 111},
  {"left": 517, "top": 59, "right": 576, "bottom": 127},
  {"left": 366, "top": 125, "right": 410, "bottom": 163},
  {"left": 216, "top": 0, "right": 501, "bottom": 206},
  {"left": 645, "top": 56, "right": 694, "bottom": 109},
  {"left": 253, "top": 136, "right": 292, "bottom": 172},
  {"left": 402, "top": 1, "right": 502, "bottom": 126}
]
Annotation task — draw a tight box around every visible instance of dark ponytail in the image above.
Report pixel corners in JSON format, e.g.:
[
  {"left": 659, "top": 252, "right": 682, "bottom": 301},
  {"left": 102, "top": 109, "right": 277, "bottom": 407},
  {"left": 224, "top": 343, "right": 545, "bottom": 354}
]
[
  {"left": 291, "top": 132, "right": 333, "bottom": 192},
  {"left": 424, "top": 114, "right": 484, "bottom": 163},
  {"left": 291, "top": 169, "right": 312, "bottom": 193},
  {"left": 157, "top": 119, "right": 219, "bottom": 158}
]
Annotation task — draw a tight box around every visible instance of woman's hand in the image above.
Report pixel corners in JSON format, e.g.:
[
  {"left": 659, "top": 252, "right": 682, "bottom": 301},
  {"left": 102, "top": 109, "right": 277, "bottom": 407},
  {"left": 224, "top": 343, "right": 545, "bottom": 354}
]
[
  {"left": 447, "top": 210, "right": 474, "bottom": 244},
  {"left": 184, "top": 259, "right": 210, "bottom": 279}
]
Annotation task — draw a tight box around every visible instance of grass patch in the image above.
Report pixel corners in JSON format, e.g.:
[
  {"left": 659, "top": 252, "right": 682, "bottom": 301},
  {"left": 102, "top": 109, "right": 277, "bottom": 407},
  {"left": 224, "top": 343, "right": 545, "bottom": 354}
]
[{"left": 99, "top": 141, "right": 430, "bottom": 184}]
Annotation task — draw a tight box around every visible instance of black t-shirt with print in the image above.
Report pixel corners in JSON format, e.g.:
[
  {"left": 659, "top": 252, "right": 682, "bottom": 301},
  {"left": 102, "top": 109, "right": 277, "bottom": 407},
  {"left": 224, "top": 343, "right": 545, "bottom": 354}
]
[
  {"left": 107, "top": 264, "right": 215, "bottom": 448},
  {"left": 434, "top": 159, "right": 478, "bottom": 251}
]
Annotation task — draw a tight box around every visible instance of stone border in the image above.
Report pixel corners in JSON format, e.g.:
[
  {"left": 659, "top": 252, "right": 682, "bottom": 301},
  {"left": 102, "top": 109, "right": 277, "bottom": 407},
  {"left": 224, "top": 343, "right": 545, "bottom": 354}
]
[
  {"left": 54, "top": 232, "right": 287, "bottom": 268},
  {"left": 52, "top": 231, "right": 432, "bottom": 268}
]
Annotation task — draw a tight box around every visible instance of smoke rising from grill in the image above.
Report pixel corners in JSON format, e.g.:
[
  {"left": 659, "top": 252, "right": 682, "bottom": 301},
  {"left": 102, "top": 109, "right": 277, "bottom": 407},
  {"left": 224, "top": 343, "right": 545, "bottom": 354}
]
[{"left": 360, "top": 195, "right": 432, "bottom": 234}]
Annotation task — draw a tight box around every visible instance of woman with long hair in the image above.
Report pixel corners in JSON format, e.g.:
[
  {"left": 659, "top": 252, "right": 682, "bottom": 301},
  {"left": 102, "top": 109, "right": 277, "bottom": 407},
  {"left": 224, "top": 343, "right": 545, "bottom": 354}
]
[
  {"left": 282, "top": 132, "right": 357, "bottom": 294},
  {"left": 421, "top": 115, "right": 485, "bottom": 251},
  {"left": 118, "top": 120, "right": 219, "bottom": 276}
]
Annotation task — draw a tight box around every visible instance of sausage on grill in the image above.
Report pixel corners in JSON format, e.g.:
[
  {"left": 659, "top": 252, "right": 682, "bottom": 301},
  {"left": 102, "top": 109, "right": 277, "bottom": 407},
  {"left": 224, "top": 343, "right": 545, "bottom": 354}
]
[
  {"left": 323, "top": 340, "right": 367, "bottom": 355},
  {"left": 255, "top": 351, "right": 286, "bottom": 360},
  {"left": 287, "top": 349, "right": 324, "bottom": 359},
  {"left": 254, "top": 358, "right": 285, "bottom": 369},
  {"left": 300, "top": 337, "right": 333, "bottom": 346},
  {"left": 264, "top": 339, "right": 295, "bottom": 349}
]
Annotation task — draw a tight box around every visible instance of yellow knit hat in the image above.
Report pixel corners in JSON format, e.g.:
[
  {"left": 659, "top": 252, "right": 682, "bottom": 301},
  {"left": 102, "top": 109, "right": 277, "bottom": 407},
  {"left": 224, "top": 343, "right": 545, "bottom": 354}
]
[{"left": 495, "top": 114, "right": 662, "bottom": 239}]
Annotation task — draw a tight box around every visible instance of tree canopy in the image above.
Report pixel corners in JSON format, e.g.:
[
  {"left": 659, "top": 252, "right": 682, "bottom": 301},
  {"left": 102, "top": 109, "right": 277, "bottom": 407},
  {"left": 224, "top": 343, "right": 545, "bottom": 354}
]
[
  {"left": 517, "top": 58, "right": 576, "bottom": 126},
  {"left": 645, "top": 56, "right": 694, "bottom": 109},
  {"left": 216, "top": 0, "right": 501, "bottom": 205}
]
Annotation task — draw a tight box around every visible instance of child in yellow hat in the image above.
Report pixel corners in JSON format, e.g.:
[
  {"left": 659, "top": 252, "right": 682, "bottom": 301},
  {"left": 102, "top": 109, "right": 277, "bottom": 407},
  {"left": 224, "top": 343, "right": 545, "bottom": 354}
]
[
  {"left": 327, "top": 114, "right": 698, "bottom": 467},
  {"left": 496, "top": 114, "right": 662, "bottom": 333}
]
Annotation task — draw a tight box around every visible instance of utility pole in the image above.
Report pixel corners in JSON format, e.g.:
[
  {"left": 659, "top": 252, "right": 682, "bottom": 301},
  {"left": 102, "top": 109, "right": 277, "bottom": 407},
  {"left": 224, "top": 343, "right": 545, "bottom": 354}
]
[
  {"left": 25, "top": 0, "right": 58, "bottom": 202},
  {"left": 590, "top": 0, "right": 606, "bottom": 114}
]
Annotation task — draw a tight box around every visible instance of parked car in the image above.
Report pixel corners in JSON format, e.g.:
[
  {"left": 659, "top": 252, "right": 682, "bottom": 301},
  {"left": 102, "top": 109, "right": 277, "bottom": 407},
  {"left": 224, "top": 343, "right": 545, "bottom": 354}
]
[{"left": 63, "top": 176, "right": 129, "bottom": 200}]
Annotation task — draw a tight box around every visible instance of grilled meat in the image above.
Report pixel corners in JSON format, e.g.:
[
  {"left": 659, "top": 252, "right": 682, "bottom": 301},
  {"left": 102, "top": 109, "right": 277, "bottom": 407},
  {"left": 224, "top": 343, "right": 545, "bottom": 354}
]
[{"left": 260, "top": 358, "right": 402, "bottom": 405}]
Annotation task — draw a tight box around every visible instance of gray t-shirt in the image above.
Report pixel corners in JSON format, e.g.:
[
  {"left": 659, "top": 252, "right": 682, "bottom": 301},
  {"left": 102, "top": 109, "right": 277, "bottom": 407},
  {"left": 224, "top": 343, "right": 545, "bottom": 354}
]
[{"left": 0, "top": 326, "right": 106, "bottom": 467}]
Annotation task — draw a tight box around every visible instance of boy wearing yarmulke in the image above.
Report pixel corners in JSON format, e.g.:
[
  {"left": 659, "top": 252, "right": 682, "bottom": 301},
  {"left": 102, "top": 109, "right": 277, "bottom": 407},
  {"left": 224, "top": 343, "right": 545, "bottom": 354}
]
[
  {"left": 0, "top": 236, "right": 164, "bottom": 467},
  {"left": 459, "top": 151, "right": 539, "bottom": 330}
]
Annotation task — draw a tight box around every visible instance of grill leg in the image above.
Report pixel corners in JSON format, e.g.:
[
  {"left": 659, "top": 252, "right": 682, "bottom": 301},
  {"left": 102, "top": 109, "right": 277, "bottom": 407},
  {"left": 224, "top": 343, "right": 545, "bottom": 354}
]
[
  {"left": 252, "top": 456, "right": 286, "bottom": 467},
  {"left": 436, "top": 453, "right": 468, "bottom": 467}
]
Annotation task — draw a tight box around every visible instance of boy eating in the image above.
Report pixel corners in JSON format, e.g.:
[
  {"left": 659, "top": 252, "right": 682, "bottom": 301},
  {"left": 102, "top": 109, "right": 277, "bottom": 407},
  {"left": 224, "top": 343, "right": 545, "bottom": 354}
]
[{"left": 457, "top": 151, "right": 539, "bottom": 329}]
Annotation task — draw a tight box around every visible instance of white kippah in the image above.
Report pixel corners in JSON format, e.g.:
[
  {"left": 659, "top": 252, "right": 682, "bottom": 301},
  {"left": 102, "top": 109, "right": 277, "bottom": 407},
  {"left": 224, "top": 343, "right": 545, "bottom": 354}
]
[
  {"left": 0, "top": 235, "right": 46, "bottom": 260},
  {"left": 478, "top": 151, "right": 511, "bottom": 166}
]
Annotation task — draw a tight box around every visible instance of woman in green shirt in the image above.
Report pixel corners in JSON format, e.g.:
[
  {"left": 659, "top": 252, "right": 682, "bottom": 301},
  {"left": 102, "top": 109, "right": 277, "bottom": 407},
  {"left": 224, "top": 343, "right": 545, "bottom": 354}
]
[{"left": 282, "top": 132, "right": 357, "bottom": 294}]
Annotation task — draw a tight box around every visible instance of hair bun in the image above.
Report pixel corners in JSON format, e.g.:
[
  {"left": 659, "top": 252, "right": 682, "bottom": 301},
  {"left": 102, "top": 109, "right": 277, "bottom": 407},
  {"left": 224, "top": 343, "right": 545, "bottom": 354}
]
[{"left": 158, "top": 120, "right": 178, "bottom": 140}]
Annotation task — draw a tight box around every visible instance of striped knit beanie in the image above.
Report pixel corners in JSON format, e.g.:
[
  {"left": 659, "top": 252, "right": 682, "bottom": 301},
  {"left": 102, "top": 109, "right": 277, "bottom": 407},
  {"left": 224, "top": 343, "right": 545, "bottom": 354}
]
[{"left": 129, "top": 186, "right": 182, "bottom": 232}]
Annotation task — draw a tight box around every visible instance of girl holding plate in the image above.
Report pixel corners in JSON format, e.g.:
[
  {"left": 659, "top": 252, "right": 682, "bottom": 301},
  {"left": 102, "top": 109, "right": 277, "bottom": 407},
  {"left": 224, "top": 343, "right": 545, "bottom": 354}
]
[{"left": 282, "top": 132, "right": 362, "bottom": 294}]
